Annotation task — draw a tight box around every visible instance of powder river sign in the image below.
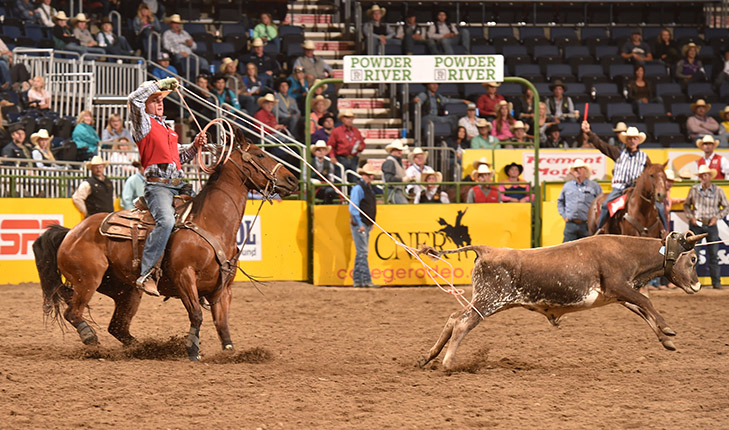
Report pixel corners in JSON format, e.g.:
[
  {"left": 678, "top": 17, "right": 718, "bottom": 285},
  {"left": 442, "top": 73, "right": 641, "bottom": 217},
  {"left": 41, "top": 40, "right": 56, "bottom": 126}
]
[{"left": 343, "top": 55, "right": 504, "bottom": 83}]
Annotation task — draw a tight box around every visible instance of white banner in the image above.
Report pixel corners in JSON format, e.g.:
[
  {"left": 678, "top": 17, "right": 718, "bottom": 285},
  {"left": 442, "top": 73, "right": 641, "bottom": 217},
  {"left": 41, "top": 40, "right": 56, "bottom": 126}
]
[
  {"left": 343, "top": 55, "right": 504, "bottom": 83},
  {"left": 521, "top": 152, "right": 608, "bottom": 183},
  {"left": 236, "top": 215, "right": 262, "bottom": 261},
  {"left": 0, "top": 214, "right": 63, "bottom": 260}
]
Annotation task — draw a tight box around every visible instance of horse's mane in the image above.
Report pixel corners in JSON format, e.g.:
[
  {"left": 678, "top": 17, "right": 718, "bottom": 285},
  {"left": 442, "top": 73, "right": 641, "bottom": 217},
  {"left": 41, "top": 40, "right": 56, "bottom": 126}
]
[{"left": 189, "top": 164, "right": 225, "bottom": 218}]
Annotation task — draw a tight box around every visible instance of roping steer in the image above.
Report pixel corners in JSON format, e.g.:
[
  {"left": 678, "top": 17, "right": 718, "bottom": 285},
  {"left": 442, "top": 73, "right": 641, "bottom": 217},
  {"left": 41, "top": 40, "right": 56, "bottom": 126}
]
[{"left": 418, "top": 231, "right": 706, "bottom": 370}]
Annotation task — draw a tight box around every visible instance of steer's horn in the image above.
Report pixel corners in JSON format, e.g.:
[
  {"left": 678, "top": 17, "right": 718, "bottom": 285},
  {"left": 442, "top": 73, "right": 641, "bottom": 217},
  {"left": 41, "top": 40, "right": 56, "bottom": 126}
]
[{"left": 684, "top": 232, "right": 708, "bottom": 247}]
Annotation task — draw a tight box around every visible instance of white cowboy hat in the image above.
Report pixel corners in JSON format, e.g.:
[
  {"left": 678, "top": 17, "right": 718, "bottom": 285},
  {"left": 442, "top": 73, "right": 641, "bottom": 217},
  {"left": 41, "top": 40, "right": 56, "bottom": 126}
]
[
  {"left": 251, "top": 38, "right": 264, "bottom": 48},
  {"left": 569, "top": 159, "right": 591, "bottom": 174},
  {"left": 310, "top": 95, "right": 332, "bottom": 111},
  {"left": 86, "top": 155, "right": 109, "bottom": 169},
  {"left": 475, "top": 118, "right": 491, "bottom": 128},
  {"left": 71, "top": 13, "right": 89, "bottom": 23},
  {"left": 385, "top": 139, "right": 407, "bottom": 153},
  {"left": 220, "top": 57, "right": 239, "bottom": 72},
  {"left": 301, "top": 40, "right": 317, "bottom": 50},
  {"left": 358, "top": 164, "right": 378, "bottom": 176},
  {"left": 31, "top": 129, "right": 53, "bottom": 145},
  {"left": 696, "top": 134, "right": 719, "bottom": 149},
  {"left": 720, "top": 106, "right": 729, "bottom": 121},
  {"left": 54, "top": 11, "right": 70, "bottom": 21},
  {"left": 421, "top": 170, "right": 443, "bottom": 183},
  {"left": 467, "top": 103, "right": 476, "bottom": 110},
  {"left": 310, "top": 139, "right": 331, "bottom": 153},
  {"left": 165, "top": 14, "right": 185, "bottom": 24},
  {"left": 665, "top": 169, "right": 682, "bottom": 182},
  {"left": 679, "top": 168, "right": 693, "bottom": 180},
  {"left": 366, "top": 5, "right": 386, "bottom": 18},
  {"left": 256, "top": 93, "right": 278, "bottom": 107},
  {"left": 682, "top": 42, "right": 701, "bottom": 57},
  {"left": 612, "top": 122, "right": 628, "bottom": 132},
  {"left": 696, "top": 164, "right": 718, "bottom": 179},
  {"left": 510, "top": 120, "right": 530, "bottom": 132},
  {"left": 618, "top": 126, "right": 647, "bottom": 144},
  {"left": 470, "top": 163, "right": 493, "bottom": 181},
  {"left": 471, "top": 157, "right": 491, "bottom": 169},
  {"left": 690, "top": 99, "right": 711, "bottom": 114},
  {"left": 313, "top": 79, "right": 329, "bottom": 92},
  {"left": 338, "top": 108, "right": 355, "bottom": 118},
  {"left": 481, "top": 82, "right": 501, "bottom": 88},
  {"left": 407, "top": 147, "right": 428, "bottom": 163},
  {"left": 495, "top": 100, "right": 513, "bottom": 112}
]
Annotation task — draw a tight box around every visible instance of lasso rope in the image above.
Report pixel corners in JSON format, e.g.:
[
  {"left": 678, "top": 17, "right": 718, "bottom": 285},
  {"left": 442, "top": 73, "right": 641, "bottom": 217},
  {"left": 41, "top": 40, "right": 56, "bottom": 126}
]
[{"left": 175, "top": 85, "right": 483, "bottom": 317}]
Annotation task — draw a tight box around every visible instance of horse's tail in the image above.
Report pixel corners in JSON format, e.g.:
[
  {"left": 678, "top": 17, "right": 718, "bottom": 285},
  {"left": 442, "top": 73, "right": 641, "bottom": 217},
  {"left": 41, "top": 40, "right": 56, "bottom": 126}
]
[
  {"left": 417, "top": 244, "right": 489, "bottom": 259},
  {"left": 33, "top": 224, "right": 72, "bottom": 324}
]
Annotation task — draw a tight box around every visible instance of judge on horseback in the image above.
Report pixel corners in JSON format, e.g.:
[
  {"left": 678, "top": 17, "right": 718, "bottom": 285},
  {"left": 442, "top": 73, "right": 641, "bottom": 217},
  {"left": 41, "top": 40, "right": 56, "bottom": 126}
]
[
  {"left": 581, "top": 121, "right": 666, "bottom": 233},
  {"left": 128, "top": 77, "right": 207, "bottom": 297}
]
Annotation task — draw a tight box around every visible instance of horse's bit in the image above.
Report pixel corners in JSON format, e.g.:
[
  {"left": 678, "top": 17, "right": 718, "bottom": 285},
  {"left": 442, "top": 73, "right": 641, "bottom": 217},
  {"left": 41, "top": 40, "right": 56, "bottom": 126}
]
[{"left": 228, "top": 142, "right": 283, "bottom": 202}]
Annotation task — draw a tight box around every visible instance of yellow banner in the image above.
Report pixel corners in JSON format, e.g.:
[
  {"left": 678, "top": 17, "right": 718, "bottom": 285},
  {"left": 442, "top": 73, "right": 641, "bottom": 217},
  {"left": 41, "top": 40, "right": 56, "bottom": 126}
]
[{"left": 313, "top": 203, "right": 531, "bottom": 286}]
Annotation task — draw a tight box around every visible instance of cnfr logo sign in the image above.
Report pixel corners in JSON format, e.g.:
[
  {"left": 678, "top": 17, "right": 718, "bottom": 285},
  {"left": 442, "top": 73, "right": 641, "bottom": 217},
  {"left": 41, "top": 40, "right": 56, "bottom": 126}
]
[{"left": 0, "top": 214, "right": 63, "bottom": 260}]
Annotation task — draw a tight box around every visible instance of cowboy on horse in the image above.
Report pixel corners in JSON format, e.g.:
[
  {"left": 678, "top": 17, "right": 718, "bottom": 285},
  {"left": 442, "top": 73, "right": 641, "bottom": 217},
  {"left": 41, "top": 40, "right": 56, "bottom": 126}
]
[
  {"left": 581, "top": 121, "right": 666, "bottom": 233},
  {"left": 129, "top": 77, "right": 207, "bottom": 296}
]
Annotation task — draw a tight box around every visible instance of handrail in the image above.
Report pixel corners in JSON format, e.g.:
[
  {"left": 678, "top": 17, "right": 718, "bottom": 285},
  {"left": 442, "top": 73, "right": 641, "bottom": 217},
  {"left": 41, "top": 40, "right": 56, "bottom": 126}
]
[
  {"left": 146, "top": 31, "right": 162, "bottom": 62},
  {"left": 109, "top": 10, "right": 122, "bottom": 37}
]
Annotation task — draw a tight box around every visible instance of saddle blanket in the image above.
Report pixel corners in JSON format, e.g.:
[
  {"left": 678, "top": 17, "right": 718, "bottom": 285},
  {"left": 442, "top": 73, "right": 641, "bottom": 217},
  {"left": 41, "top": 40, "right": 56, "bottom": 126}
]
[{"left": 608, "top": 194, "right": 628, "bottom": 217}]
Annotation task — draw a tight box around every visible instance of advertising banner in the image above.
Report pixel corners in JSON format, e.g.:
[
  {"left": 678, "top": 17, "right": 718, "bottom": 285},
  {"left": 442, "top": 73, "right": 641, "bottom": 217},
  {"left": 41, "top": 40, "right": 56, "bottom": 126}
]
[{"left": 343, "top": 55, "right": 504, "bottom": 84}]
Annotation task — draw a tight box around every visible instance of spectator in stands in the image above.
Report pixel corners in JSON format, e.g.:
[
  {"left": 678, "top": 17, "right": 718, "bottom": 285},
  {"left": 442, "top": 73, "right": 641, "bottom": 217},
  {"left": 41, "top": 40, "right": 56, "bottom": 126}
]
[
  {"left": 73, "top": 110, "right": 100, "bottom": 160},
  {"left": 36, "top": 0, "right": 57, "bottom": 28},
  {"left": 687, "top": 99, "right": 720, "bottom": 142},
  {"left": 466, "top": 164, "right": 499, "bottom": 203},
  {"left": 719, "top": 106, "right": 729, "bottom": 137},
  {"left": 27, "top": 76, "right": 51, "bottom": 110},
  {"left": 349, "top": 164, "right": 378, "bottom": 288},
  {"left": 30, "top": 129, "right": 56, "bottom": 168},
  {"left": 626, "top": 64, "right": 655, "bottom": 104},
  {"left": 311, "top": 79, "right": 337, "bottom": 118},
  {"left": 713, "top": 49, "right": 729, "bottom": 91},
  {"left": 413, "top": 83, "right": 469, "bottom": 135},
  {"left": 236, "top": 62, "right": 264, "bottom": 114},
  {"left": 312, "top": 112, "right": 334, "bottom": 144},
  {"left": 502, "top": 120, "right": 532, "bottom": 148},
  {"left": 477, "top": 82, "right": 505, "bottom": 120},
  {"left": 396, "top": 11, "right": 434, "bottom": 55},
  {"left": 514, "top": 87, "right": 535, "bottom": 131},
  {"left": 102, "top": 113, "right": 133, "bottom": 143},
  {"left": 675, "top": 43, "right": 706, "bottom": 89},
  {"left": 328, "top": 109, "right": 364, "bottom": 181},
  {"left": 427, "top": 10, "right": 470, "bottom": 55},
  {"left": 121, "top": 161, "right": 145, "bottom": 210},
  {"left": 253, "top": 12, "right": 280, "bottom": 53},
  {"left": 471, "top": 118, "right": 499, "bottom": 149},
  {"left": 189, "top": 74, "right": 216, "bottom": 120},
  {"left": 381, "top": 139, "right": 411, "bottom": 204},
  {"left": 546, "top": 80, "right": 578, "bottom": 122},
  {"left": 538, "top": 102, "right": 560, "bottom": 143},
  {"left": 274, "top": 80, "right": 301, "bottom": 139},
  {"left": 211, "top": 74, "right": 242, "bottom": 111},
  {"left": 310, "top": 140, "right": 338, "bottom": 204},
  {"left": 97, "top": 17, "right": 133, "bottom": 56},
  {"left": 107, "top": 138, "right": 137, "bottom": 170},
  {"left": 133, "top": 3, "right": 161, "bottom": 54},
  {"left": 458, "top": 103, "right": 479, "bottom": 139},
  {"left": 445, "top": 125, "right": 469, "bottom": 169},
  {"left": 254, "top": 93, "right": 285, "bottom": 134},
  {"left": 294, "top": 40, "right": 333, "bottom": 85},
  {"left": 683, "top": 164, "right": 729, "bottom": 290},
  {"left": 142, "top": 0, "right": 165, "bottom": 20},
  {"left": 52, "top": 11, "right": 94, "bottom": 55},
  {"left": 287, "top": 65, "right": 309, "bottom": 111},
  {"left": 309, "top": 95, "right": 332, "bottom": 134},
  {"left": 162, "top": 14, "right": 210, "bottom": 76},
  {"left": 621, "top": 29, "right": 653, "bottom": 65},
  {"left": 12, "top": 0, "right": 36, "bottom": 23},
  {"left": 695, "top": 135, "right": 729, "bottom": 179},
  {"left": 558, "top": 159, "right": 602, "bottom": 242},
  {"left": 607, "top": 122, "right": 627, "bottom": 146},
  {"left": 72, "top": 156, "right": 114, "bottom": 218},
  {"left": 240, "top": 38, "right": 281, "bottom": 85},
  {"left": 0, "top": 38, "right": 12, "bottom": 89},
  {"left": 492, "top": 100, "right": 515, "bottom": 141},
  {"left": 543, "top": 124, "right": 568, "bottom": 148},
  {"left": 405, "top": 147, "right": 430, "bottom": 196},
  {"left": 499, "top": 162, "right": 531, "bottom": 203},
  {"left": 364, "top": 5, "right": 395, "bottom": 54},
  {"left": 71, "top": 13, "right": 106, "bottom": 57},
  {"left": 220, "top": 57, "right": 243, "bottom": 97},
  {"left": 151, "top": 52, "right": 178, "bottom": 80},
  {"left": 654, "top": 28, "right": 681, "bottom": 67},
  {"left": 1, "top": 123, "right": 31, "bottom": 165},
  {"left": 663, "top": 170, "right": 684, "bottom": 224},
  {"left": 414, "top": 170, "right": 449, "bottom": 204}
]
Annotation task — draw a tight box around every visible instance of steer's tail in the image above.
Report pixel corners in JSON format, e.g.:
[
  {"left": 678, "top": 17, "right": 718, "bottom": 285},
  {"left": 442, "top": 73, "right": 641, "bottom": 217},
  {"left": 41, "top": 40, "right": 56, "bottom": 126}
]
[
  {"left": 33, "top": 224, "right": 73, "bottom": 325},
  {"left": 418, "top": 244, "right": 489, "bottom": 259}
]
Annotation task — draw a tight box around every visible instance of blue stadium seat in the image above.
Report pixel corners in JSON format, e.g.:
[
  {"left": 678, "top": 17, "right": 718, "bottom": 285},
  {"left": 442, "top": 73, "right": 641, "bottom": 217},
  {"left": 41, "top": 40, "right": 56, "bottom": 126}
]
[
  {"left": 611, "top": 27, "right": 635, "bottom": 43},
  {"left": 213, "top": 42, "right": 236, "bottom": 59},
  {"left": 502, "top": 45, "right": 528, "bottom": 57},
  {"left": 519, "top": 26, "right": 547, "bottom": 45},
  {"left": 445, "top": 102, "right": 467, "bottom": 116},
  {"left": 221, "top": 23, "right": 247, "bottom": 36},
  {"left": 584, "top": 102, "right": 605, "bottom": 122},
  {"left": 489, "top": 27, "right": 516, "bottom": 43},
  {"left": 594, "top": 45, "right": 618, "bottom": 60},
  {"left": 638, "top": 103, "right": 668, "bottom": 120},
  {"left": 535, "top": 82, "right": 551, "bottom": 97},
  {"left": 687, "top": 82, "right": 714, "bottom": 101},
  {"left": 2, "top": 24, "right": 22, "bottom": 39},
  {"left": 590, "top": 122, "right": 614, "bottom": 137},
  {"left": 438, "top": 83, "right": 460, "bottom": 97},
  {"left": 564, "top": 82, "right": 587, "bottom": 96},
  {"left": 464, "top": 83, "right": 484, "bottom": 99},
  {"left": 551, "top": 28, "right": 578, "bottom": 45},
  {"left": 581, "top": 27, "right": 608, "bottom": 42},
  {"left": 532, "top": 44, "right": 560, "bottom": 59},
  {"left": 279, "top": 25, "right": 303, "bottom": 37},
  {"left": 545, "top": 64, "right": 574, "bottom": 82},
  {"left": 185, "top": 23, "right": 207, "bottom": 35},
  {"left": 577, "top": 64, "right": 606, "bottom": 82},
  {"left": 653, "top": 122, "right": 685, "bottom": 146},
  {"left": 606, "top": 103, "right": 638, "bottom": 122},
  {"left": 642, "top": 27, "right": 662, "bottom": 41},
  {"left": 563, "top": 45, "right": 590, "bottom": 61},
  {"left": 471, "top": 45, "right": 496, "bottom": 54},
  {"left": 514, "top": 64, "right": 543, "bottom": 81},
  {"left": 559, "top": 122, "right": 580, "bottom": 138},
  {"left": 673, "top": 27, "right": 700, "bottom": 43},
  {"left": 498, "top": 82, "right": 524, "bottom": 98}
]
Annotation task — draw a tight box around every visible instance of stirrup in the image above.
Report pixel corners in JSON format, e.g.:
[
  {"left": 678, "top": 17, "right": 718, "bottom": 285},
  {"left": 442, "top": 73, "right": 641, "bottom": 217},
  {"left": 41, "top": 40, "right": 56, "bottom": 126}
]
[{"left": 135, "top": 271, "right": 160, "bottom": 297}]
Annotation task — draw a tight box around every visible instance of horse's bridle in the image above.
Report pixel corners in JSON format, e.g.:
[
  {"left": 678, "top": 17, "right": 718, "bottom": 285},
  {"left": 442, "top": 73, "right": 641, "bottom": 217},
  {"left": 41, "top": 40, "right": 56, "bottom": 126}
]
[{"left": 227, "top": 142, "right": 283, "bottom": 201}]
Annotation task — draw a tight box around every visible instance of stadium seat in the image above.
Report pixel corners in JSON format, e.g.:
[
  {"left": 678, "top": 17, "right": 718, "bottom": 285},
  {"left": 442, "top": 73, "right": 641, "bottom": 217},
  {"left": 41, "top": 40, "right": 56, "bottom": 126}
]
[
  {"left": 673, "top": 27, "right": 701, "bottom": 45},
  {"left": 502, "top": 45, "right": 528, "bottom": 57},
  {"left": 609, "top": 64, "right": 635, "bottom": 80},
  {"left": 437, "top": 83, "right": 460, "bottom": 97},
  {"left": 2, "top": 24, "right": 22, "bottom": 39},
  {"left": 559, "top": 122, "right": 580, "bottom": 139},
  {"left": 581, "top": 27, "right": 608, "bottom": 44},
  {"left": 212, "top": 42, "right": 236, "bottom": 59},
  {"left": 583, "top": 102, "right": 605, "bottom": 122},
  {"left": 550, "top": 28, "right": 578, "bottom": 46},
  {"left": 471, "top": 45, "right": 497, "bottom": 55},
  {"left": 563, "top": 45, "right": 591, "bottom": 61},
  {"left": 606, "top": 103, "right": 638, "bottom": 123},
  {"left": 464, "top": 83, "right": 485, "bottom": 99},
  {"left": 185, "top": 23, "right": 207, "bottom": 35},
  {"left": 445, "top": 102, "right": 467, "bottom": 117},
  {"left": 577, "top": 64, "right": 607, "bottom": 84},
  {"left": 519, "top": 27, "right": 548, "bottom": 46},
  {"left": 611, "top": 27, "right": 635, "bottom": 45},
  {"left": 687, "top": 82, "right": 715, "bottom": 102},
  {"left": 642, "top": 27, "right": 662, "bottom": 41},
  {"left": 545, "top": 64, "right": 575, "bottom": 83},
  {"left": 514, "top": 64, "right": 543, "bottom": 82},
  {"left": 590, "top": 122, "right": 614, "bottom": 138},
  {"left": 593, "top": 45, "right": 618, "bottom": 60},
  {"left": 498, "top": 82, "right": 523, "bottom": 98},
  {"left": 489, "top": 27, "right": 518, "bottom": 46},
  {"left": 657, "top": 83, "right": 688, "bottom": 105},
  {"left": 653, "top": 123, "right": 686, "bottom": 146},
  {"left": 221, "top": 23, "right": 247, "bottom": 37},
  {"left": 532, "top": 44, "right": 559, "bottom": 60},
  {"left": 593, "top": 83, "right": 623, "bottom": 106},
  {"left": 463, "top": 26, "right": 487, "bottom": 45},
  {"left": 279, "top": 25, "right": 304, "bottom": 37}
]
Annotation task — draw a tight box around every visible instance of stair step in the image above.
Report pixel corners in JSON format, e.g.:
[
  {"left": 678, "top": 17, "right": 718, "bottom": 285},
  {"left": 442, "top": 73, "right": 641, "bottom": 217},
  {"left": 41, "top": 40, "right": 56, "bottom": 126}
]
[
  {"left": 314, "top": 50, "right": 355, "bottom": 58},
  {"left": 354, "top": 118, "right": 402, "bottom": 127},
  {"left": 364, "top": 138, "right": 414, "bottom": 145},
  {"left": 286, "top": 13, "right": 333, "bottom": 25},
  {"left": 338, "top": 99, "right": 388, "bottom": 109},
  {"left": 331, "top": 69, "right": 344, "bottom": 79},
  {"left": 348, "top": 108, "right": 391, "bottom": 117},
  {"left": 289, "top": 4, "right": 336, "bottom": 12},
  {"left": 312, "top": 41, "right": 354, "bottom": 50},
  {"left": 328, "top": 59, "right": 343, "bottom": 67},
  {"left": 304, "top": 31, "right": 344, "bottom": 39},
  {"left": 361, "top": 128, "right": 404, "bottom": 139},
  {"left": 339, "top": 88, "right": 378, "bottom": 97}
]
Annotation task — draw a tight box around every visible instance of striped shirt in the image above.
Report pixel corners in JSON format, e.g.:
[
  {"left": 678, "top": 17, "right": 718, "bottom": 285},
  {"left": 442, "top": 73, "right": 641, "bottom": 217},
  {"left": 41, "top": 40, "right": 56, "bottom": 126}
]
[
  {"left": 128, "top": 81, "right": 196, "bottom": 179},
  {"left": 162, "top": 29, "right": 197, "bottom": 55},
  {"left": 612, "top": 149, "right": 647, "bottom": 190},
  {"left": 683, "top": 183, "right": 729, "bottom": 221}
]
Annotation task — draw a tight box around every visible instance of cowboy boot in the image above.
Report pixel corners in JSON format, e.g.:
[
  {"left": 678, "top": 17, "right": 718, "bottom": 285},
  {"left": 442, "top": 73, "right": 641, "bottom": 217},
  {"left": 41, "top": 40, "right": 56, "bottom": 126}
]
[{"left": 135, "top": 270, "right": 160, "bottom": 297}]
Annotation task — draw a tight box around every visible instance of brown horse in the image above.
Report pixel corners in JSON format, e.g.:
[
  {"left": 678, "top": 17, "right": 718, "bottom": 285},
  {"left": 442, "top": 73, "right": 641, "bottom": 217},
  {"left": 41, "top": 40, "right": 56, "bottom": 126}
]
[
  {"left": 587, "top": 161, "right": 668, "bottom": 238},
  {"left": 33, "top": 129, "right": 298, "bottom": 360}
]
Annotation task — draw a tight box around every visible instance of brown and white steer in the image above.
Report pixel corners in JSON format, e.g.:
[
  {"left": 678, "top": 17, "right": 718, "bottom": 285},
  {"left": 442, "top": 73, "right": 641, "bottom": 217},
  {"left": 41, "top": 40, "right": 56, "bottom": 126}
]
[{"left": 418, "top": 232, "right": 706, "bottom": 369}]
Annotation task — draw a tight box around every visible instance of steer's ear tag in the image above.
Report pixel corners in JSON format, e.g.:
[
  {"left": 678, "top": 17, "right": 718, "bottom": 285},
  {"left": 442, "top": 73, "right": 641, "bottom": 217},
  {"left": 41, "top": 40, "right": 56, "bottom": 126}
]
[{"left": 659, "top": 246, "right": 665, "bottom": 255}]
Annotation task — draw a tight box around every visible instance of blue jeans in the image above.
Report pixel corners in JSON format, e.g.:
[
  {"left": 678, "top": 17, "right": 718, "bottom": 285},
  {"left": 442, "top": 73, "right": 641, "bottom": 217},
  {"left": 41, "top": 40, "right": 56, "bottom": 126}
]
[
  {"left": 350, "top": 224, "right": 372, "bottom": 286},
  {"left": 141, "top": 182, "right": 181, "bottom": 275},
  {"left": 563, "top": 221, "right": 589, "bottom": 242},
  {"left": 690, "top": 223, "right": 721, "bottom": 287}
]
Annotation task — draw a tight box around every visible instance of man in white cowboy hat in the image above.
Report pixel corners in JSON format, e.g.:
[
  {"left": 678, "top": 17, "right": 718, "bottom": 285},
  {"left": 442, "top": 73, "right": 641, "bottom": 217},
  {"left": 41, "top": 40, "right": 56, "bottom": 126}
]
[
  {"left": 364, "top": 4, "right": 395, "bottom": 54},
  {"left": 414, "top": 170, "right": 449, "bottom": 204},
  {"left": 684, "top": 164, "right": 729, "bottom": 289},
  {"left": 696, "top": 135, "right": 729, "bottom": 179},
  {"left": 71, "top": 13, "right": 106, "bottom": 56},
  {"left": 466, "top": 164, "right": 499, "bottom": 203},
  {"left": 405, "top": 147, "right": 431, "bottom": 194},
  {"left": 161, "top": 14, "right": 209, "bottom": 77},
  {"left": 327, "top": 109, "right": 364, "bottom": 181},
  {"left": 470, "top": 118, "right": 499, "bottom": 149},
  {"left": 557, "top": 159, "right": 602, "bottom": 242},
  {"left": 52, "top": 11, "right": 90, "bottom": 55},
  {"left": 293, "top": 40, "right": 333, "bottom": 85},
  {"left": 349, "top": 164, "right": 379, "bottom": 288},
  {"left": 254, "top": 92, "right": 286, "bottom": 133},
  {"left": 310, "top": 140, "right": 337, "bottom": 204},
  {"left": 546, "top": 80, "right": 578, "bottom": 122},
  {"left": 72, "top": 156, "right": 114, "bottom": 218},
  {"left": 620, "top": 29, "right": 653, "bottom": 65},
  {"left": 504, "top": 120, "right": 531, "bottom": 146},
  {"left": 127, "top": 77, "right": 208, "bottom": 296},
  {"left": 1, "top": 123, "right": 32, "bottom": 166},
  {"left": 381, "top": 139, "right": 412, "bottom": 204},
  {"left": 240, "top": 38, "right": 281, "bottom": 82},
  {"left": 413, "top": 83, "right": 470, "bottom": 136},
  {"left": 686, "top": 99, "right": 720, "bottom": 142}
]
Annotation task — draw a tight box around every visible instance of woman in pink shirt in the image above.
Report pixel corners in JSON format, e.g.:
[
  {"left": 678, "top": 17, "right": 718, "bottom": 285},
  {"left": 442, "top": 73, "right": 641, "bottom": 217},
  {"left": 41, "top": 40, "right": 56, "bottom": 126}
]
[
  {"left": 27, "top": 76, "right": 51, "bottom": 110},
  {"left": 491, "top": 100, "right": 515, "bottom": 141}
]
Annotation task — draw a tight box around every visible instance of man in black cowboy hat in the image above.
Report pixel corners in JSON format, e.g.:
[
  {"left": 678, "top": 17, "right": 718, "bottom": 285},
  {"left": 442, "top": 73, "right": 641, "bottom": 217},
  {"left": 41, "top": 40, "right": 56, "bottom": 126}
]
[
  {"left": 1, "top": 123, "right": 32, "bottom": 166},
  {"left": 312, "top": 111, "right": 335, "bottom": 144},
  {"left": 546, "top": 80, "right": 578, "bottom": 122},
  {"left": 543, "top": 123, "right": 567, "bottom": 148},
  {"left": 396, "top": 10, "right": 436, "bottom": 55}
]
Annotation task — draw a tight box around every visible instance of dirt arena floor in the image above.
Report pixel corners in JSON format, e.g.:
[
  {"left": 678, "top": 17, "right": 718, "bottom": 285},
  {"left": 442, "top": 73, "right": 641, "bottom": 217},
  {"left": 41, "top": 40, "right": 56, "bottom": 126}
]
[{"left": 1, "top": 281, "right": 728, "bottom": 429}]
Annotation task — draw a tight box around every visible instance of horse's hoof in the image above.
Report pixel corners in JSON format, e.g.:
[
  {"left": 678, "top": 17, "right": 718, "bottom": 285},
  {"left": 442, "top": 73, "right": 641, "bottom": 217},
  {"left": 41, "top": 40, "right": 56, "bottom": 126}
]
[
  {"left": 662, "top": 339, "right": 677, "bottom": 351},
  {"left": 223, "top": 344, "right": 234, "bottom": 352},
  {"left": 662, "top": 327, "right": 677, "bottom": 336},
  {"left": 188, "top": 354, "right": 201, "bottom": 361},
  {"left": 77, "top": 322, "right": 98, "bottom": 345}
]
